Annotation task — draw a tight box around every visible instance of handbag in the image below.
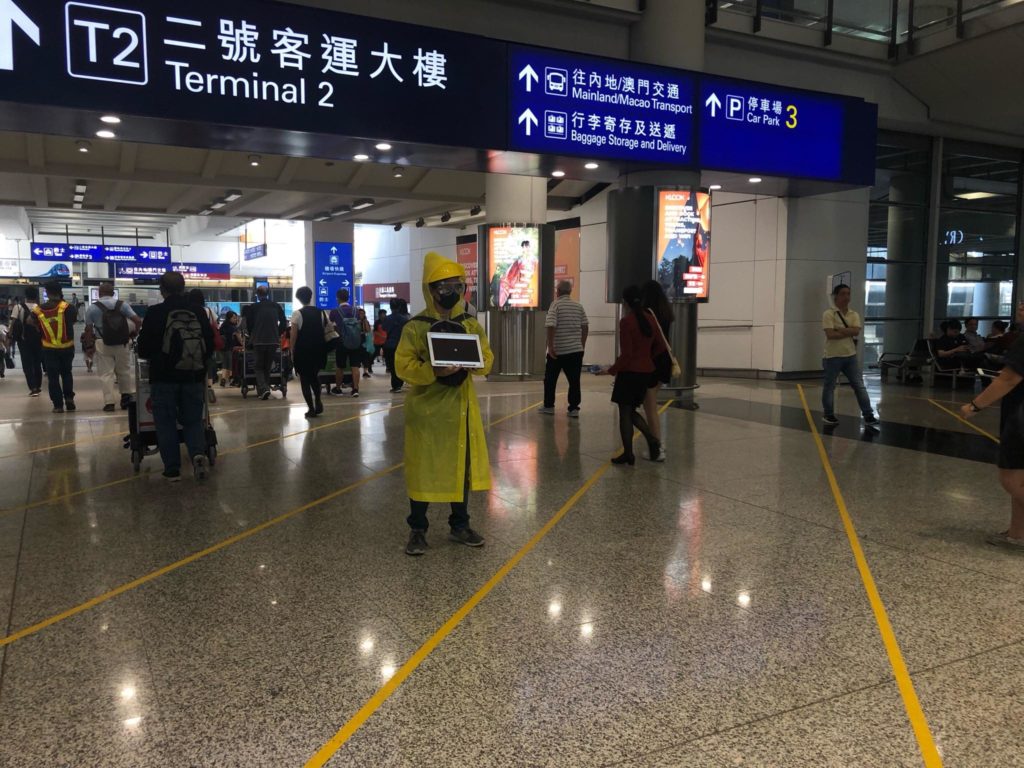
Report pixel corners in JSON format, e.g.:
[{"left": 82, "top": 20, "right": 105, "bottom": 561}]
[
  {"left": 4, "top": 352, "right": 14, "bottom": 370},
  {"left": 322, "top": 310, "right": 340, "bottom": 344},
  {"left": 648, "top": 310, "right": 681, "bottom": 379}
]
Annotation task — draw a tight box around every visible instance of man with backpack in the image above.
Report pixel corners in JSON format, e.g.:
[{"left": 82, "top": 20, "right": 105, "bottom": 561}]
[
  {"left": 381, "top": 298, "right": 411, "bottom": 393},
  {"left": 35, "top": 282, "right": 78, "bottom": 413},
  {"left": 329, "top": 288, "right": 362, "bottom": 398},
  {"left": 85, "top": 283, "right": 141, "bottom": 412},
  {"left": 9, "top": 286, "right": 43, "bottom": 396},
  {"left": 138, "top": 271, "right": 214, "bottom": 482},
  {"left": 241, "top": 285, "right": 287, "bottom": 400}
]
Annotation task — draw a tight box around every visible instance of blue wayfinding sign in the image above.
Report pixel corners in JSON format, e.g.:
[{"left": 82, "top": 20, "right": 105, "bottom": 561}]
[
  {"left": 699, "top": 75, "right": 877, "bottom": 185},
  {"left": 31, "top": 243, "right": 171, "bottom": 263},
  {"left": 314, "top": 242, "right": 354, "bottom": 310},
  {"left": 244, "top": 244, "right": 268, "bottom": 261},
  {"left": 509, "top": 46, "right": 695, "bottom": 166}
]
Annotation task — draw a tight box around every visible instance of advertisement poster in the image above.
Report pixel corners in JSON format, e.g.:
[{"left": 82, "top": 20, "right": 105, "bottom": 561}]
[
  {"left": 21, "top": 262, "right": 73, "bottom": 282},
  {"left": 554, "top": 227, "right": 581, "bottom": 301},
  {"left": 456, "top": 240, "right": 479, "bottom": 309},
  {"left": 656, "top": 190, "right": 711, "bottom": 302},
  {"left": 488, "top": 226, "right": 540, "bottom": 309}
]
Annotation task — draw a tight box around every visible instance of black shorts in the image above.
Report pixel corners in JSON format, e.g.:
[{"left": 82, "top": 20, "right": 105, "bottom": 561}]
[
  {"left": 335, "top": 345, "right": 362, "bottom": 370},
  {"left": 998, "top": 420, "right": 1024, "bottom": 470}
]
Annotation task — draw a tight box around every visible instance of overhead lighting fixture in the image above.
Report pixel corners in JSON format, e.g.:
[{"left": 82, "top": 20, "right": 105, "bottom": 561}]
[
  {"left": 74, "top": 182, "right": 87, "bottom": 194},
  {"left": 96, "top": 129, "right": 116, "bottom": 139},
  {"left": 470, "top": 205, "right": 482, "bottom": 216},
  {"left": 415, "top": 218, "right": 425, "bottom": 228},
  {"left": 955, "top": 191, "right": 1001, "bottom": 200},
  {"left": 584, "top": 162, "right": 599, "bottom": 170},
  {"left": 375, "top": 143, "right": 392, "bottom": 151},
  {"left": 393, "top": 223, "right": 403, "bottom": 232},
  {"left": 100, "top": 115, "right": 121, "bottom": 125},
  {"left": 210, "top": 200, "right": 227, "bottom": 210},
  {"left": 329, "top": 205, "right": 352, "bottom": 218},
  {"left": 352, "top": 198, "right": 374, "bottom": 210},
  {"left": 73, "top": 203, "right": 83, "bottom": 210},
  {"left": 224, "top": 190, "right": 243, "bottom": 202},
  {"left": 551, "top": 170, "right": 566, "bottom": 178},
  {"left": 392, "top": 167, "right": 404, "bottom": 179},
  {"left": 709, "top": 184, "right": 722, "bottom": 191},
  {"left": 440, "top": 212, "right": 452, "bottom": 223},
  {"left": 249, "top": 154, "right": 261, "bottom": 167},
  {"left": 73, "top": 194, "right": 84, "bottom": 203},
  {"left": 76, "top": 140, "right": 91, "bottom": 153},
  {"left": 353, "top": 153, "right": 370, "bottom": 162},
  {"left": 199, "top": 209, "right": 213, "bottom": 216},
  {"left": 748, "top": 177, "right": 763, "bottom": 184},
  {"left": 313, "top": 212, "right": 332, "bottom": 222}
]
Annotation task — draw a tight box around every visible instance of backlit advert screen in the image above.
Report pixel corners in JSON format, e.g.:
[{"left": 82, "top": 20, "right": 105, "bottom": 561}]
[
  {"left": 656, "top": 190, "right": 711, "bottom": 302},
  {"left": 488, "top": 226, "right": 540, "bottom": 310}
]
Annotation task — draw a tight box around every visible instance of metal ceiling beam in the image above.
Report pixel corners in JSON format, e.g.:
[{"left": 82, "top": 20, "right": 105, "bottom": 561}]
[
  {"left": 166, "top": 186, "right": 202, "bottom": 214},
  {"left": 25, "top": 135, "right": 44, "bottom": 168},
  {"left": 201, "top": 150, "right": 224, "bottom": 179},
  {"left": 30, "top": 177, "right": 47, "bottom": 208},
  {"left": 276, "top": 157, "right": 301, "bottom": 185},
  {"left": 119, "top": 144, "right": 139, "bottom": 174},
  {"left": 346, "top": 163, "right": 372, "bottom": 190},
  {"left": 104, "top": 180, "right": 132, "bottom": 211}
]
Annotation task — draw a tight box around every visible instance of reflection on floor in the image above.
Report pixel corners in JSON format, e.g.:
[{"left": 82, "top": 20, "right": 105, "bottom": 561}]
[{"left": 0, "top": 370, "right": 1020, "bottom": 767}]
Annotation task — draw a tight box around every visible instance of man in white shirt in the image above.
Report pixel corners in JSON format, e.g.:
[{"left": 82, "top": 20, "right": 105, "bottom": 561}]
[
  {"left": 822, "top": 284, "right": 877, "bottom": 427},
  {"left": 541, "top": 280, "right": 588, "bottom": 417},
  {"left": 85, "top": 283, "right": 141, "bottom": 412}
]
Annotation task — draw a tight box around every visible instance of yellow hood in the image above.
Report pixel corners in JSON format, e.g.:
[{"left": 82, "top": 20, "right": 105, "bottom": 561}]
[{"left": 420, "top": 251, "right": 467, "bottom": 319}]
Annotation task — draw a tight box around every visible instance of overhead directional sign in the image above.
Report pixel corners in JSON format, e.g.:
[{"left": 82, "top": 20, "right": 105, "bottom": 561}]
[
  {"left": 313, "top": 241, "right": 353, "bottom": 310},
  {"left": 509, "top": 45, "right": 696, "bottom": 166},
  {"left": 699, "top": 75, "right": 877, "bottom": 185},
  {"left": 31, "top": 242, "right": 170, "bottom": 263},
  {"left": 0, "top": 0, "right": 39, "bottom": 71}
]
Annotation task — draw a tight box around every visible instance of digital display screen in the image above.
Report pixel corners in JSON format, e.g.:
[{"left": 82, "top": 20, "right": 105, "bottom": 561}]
[
  {"left": 656, "top": 189, "right": 711, "bottom": 302},
  {"left": 427, "top": 333, "right": 484, "bottom": 368},
  {"left": 487, "top": 227, "right": 540, "bottom": 310}
]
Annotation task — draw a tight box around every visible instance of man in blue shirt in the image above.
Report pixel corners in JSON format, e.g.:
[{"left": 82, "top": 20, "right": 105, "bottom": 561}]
[{"left": 85, "top": 283, "right": 141, "bottom": 412}]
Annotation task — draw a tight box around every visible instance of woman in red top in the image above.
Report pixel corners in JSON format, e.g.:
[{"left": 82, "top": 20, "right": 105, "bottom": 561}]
[{"left": 601, "top": 285, "right": 667, "bottom": 465}]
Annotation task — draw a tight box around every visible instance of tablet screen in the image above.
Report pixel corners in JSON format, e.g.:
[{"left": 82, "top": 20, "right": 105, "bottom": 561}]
[{"left": 428, "top": 333, "right": 484, "bottom": 368}]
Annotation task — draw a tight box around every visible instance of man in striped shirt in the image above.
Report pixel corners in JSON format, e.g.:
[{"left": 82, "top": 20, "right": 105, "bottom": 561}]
[{"left": 541, "top": 281, "right": 589, "bottom": 417}]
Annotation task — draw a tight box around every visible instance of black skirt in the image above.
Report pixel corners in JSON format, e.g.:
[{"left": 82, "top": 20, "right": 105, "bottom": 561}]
[{"left": 611, "top": 371, "right": 651, "bottom": 408}]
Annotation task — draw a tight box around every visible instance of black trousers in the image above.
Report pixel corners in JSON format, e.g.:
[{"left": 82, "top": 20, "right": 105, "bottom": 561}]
[
  {"left": 543, "top": 351, "right": 584, "bottom": 410},
  {"left": 41, "top": 348, "right": 74, "bottom": 407},
  {"left": 18, "top": 341, "right": 42, "bottom": 392},
  {"left": 384, "top": 348, "right": 402, "bottom": 390}
]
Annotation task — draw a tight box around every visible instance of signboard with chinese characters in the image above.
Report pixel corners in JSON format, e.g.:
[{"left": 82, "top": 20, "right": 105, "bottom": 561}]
[
  {"left": 244, "top": 244, "right": 268, "bottom": 261},
  {"left": 509, "top": 45, "right": 695, "bottom": 165},
  {"left": 361, "top": 282, "right": 411, "bottom": 303},
  {"left": 313, "top": 242, "right": 353, "bottom": 310},
  {"left": 0, "top": 0, "right": 506, "bottom": 150},
  {"left": 30, "top": 243, "right": 170, "bottom": 263},
  {"left": 179, "top": 262, "right": 231, "bottom": 280},
  {"left": 656, "top": 189, "right": 711, "bottom": 302},
  {"left": 699, "top": 75, "right": 876, "bottom": 185}
]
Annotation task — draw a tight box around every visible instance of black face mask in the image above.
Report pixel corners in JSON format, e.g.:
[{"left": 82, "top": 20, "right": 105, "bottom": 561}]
[{"left": 435, "top": 290, "right": 461, "bottom": 310}]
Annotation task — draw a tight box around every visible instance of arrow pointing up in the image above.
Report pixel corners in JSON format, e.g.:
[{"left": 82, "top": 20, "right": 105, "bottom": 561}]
[
  {"left": 0, "top": 0, "right": 39, "bottom": 72},
  {"left": 705, "top": 92, "right": 722, "bottom": 118},
  {"left": 518, "top": 64, "right": 539, "bottom": 92},
  {"left": 518, "top": 108, "right": 538, "bottom": 137}
]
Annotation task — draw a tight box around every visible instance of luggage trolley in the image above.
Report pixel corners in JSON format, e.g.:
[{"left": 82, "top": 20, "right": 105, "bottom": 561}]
[
  {"left": 239, "top": 345, "right": 291, "bottom": 398},
  {"left": 125, "top": 350, "right": 218, "bottom": 472}
]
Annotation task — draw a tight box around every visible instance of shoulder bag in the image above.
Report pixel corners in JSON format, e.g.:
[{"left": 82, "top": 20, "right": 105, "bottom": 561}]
[
  {"left": 322, "top": 310, "right": 340, "bottom": 344},
  {"left": 648, "top": 310, "right": 681, "bottom": 381}
]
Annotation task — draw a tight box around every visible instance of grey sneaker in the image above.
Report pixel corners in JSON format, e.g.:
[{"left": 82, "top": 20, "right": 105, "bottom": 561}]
[
  {"left": 863, "top": 414, "right": 879, "bottom": 426},
  {"left": 193, "top": 454, "right": 210, "bottom": 482},
  {"left": 449, "top": 527, "right": 485, "bottom": 547},
  {"left": 986, "top": 532, "right": 1024, "bottom": 551},
  {"left": 405, "top": 530, "right": 428, "bottom": 556},
  {"left": 538, "top": 407, "right": 554, "bottom": 415},
  {"left": 568, "top": 408, "right": 580, "bottom": 419},
  {"left": 823, "top": 415, "right": 839, "bottom": 427}
]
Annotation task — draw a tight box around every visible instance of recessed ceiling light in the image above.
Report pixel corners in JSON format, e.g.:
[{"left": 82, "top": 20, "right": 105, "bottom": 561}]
[
  {"left": 392, "top": 166, "right": 404, "bottom": 179},
  {"left": 313, "top": 212, "right": 332, "bottom": 222},
  {"left": 199, "top": 209, "right": 213, "bottom": 216},
  {"left": 329, "top": 205, "right": 352, "bottom": 217},
  {"left": 76, "top": 141, "right": 91, "bottom": 153},
  {"left": 709, "top": 184, "right": 722, "bottom": 191},
  {"left": 210, "top": 200, "right": 227, "bottom": 210},
  {"left": 74, "top": 182, "right": 87, "bottom": 193},
  {"left": 100, "top": 115, "right": 121, "bottom": 124},
  {"left": 955, "top": 191, "right": 1001, "bottom": 200},
  {"left": 552, "top": 170, "right": 566, "bottom": 178},
  {"left": 748, "top": 177, "right": 763, "bottom": 184},
  {"left": 353, "top": 154, "right": 370, "bottom": 162},
  {"left": 584, "top": 162, "right": 599, "bottom": 170},
  {"left": 249, "top": 154, "right": 261, "bottom": 167},
  {"left": 96, "top": 129, "right": 116, "bottom": 139},
  {"left": 375, "top": 143, "right": 392, "bottom": 151},
  {"left": 224, "top": 190, "right": 243, "bottom": 202},
  {"left": 352, "top": 198, "right": 375, "bottom": 210},
  {"left": 73, "top": 203, "right": 83, "bottom": 210},
  {"left": 73, "top": 194, "right": 84, "bottom": 202}
]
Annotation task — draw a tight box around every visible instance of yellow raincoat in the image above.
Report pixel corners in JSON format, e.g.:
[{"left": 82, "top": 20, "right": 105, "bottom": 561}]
[{"left": 396, "top": 252, "right": 494, "bottom": 502}]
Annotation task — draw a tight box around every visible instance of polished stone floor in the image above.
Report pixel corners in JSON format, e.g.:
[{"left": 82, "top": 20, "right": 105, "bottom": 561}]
[{"left": 0, "top": 364, "right": 1020, "bottom": 767}]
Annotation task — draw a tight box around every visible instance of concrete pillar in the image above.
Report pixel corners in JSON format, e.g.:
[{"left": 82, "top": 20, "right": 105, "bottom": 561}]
[
  {"left": 484, "top": 174, "right": 548, "bottom": 378},
  {"left": 882, "top": 174, "right": 929, "bottom": 353},
  {"left": 302, "top": 220, "right": 354, "bottom": 302},
  {"left": 972, "top": 282, "right": 1001, "bottom": 320}
]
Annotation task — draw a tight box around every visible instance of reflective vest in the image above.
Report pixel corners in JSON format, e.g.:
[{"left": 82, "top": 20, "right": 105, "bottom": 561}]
[{"left": 33, "top": 301, "right": 73, "bottom": 350}]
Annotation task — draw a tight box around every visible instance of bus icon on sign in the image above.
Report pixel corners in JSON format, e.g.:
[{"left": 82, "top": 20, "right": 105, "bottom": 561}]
[
  {"left": 545, "top": 67, "right": 568, "bottom": 96},
  {"left": 65, "top": 2, "right": 149, "bottom": 85}
]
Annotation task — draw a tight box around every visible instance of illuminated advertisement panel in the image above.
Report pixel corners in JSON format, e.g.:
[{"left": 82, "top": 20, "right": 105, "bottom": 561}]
[
  {"left": 656, "top": 189, "right": 711, "bottom": 302},
  {"left": 487, "top": 226, "right": 540, "bottom": 310}
]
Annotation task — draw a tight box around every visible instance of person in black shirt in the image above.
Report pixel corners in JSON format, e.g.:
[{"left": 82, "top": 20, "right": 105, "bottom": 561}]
[
  {"left": 961, "top": 301, "right": 1024, "bottom": 550},
  {"left": 289, "top": 286, "right": 327, "bottom": 419},
  {"left": 934, "top": 319, "right": 986, "bottom": 372},
  {"left": 138, "top": 272, "right": 215, "bottom": 482}
]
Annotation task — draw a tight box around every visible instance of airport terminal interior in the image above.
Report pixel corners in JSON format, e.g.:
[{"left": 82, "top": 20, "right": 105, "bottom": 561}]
[{"left": 1, "top": 0, "right": 1023, "bottom": 766}]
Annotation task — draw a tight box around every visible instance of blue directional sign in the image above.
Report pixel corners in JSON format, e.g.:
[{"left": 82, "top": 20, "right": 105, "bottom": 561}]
[
  {"left": 30, "top": 243, "right": 101, "bottom": 261},
  {"left": 103, "top": 246, "right": 171, "bottom": 263},
  {"left": 698, "top": 75, "right": 877, "bottom": 185},
  {"left": 509, "top": 46, "right": 696, "bottom": 166},
  {"left": 31, "top": 243, "right": 170, "bottom": 263},
  {"left": 314, "top": 242, "right": 354, "bottom": 310},
  {"left": 244, "top": 244, "right": 268, "bottom": 261}
]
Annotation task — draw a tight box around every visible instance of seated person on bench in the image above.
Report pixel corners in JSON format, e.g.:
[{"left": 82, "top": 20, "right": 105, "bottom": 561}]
[{"left": 935, "top": 319, "right": 988, "bottom": 372}]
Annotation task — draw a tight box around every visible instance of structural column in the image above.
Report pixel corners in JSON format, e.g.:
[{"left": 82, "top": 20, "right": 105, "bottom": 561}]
[
  {"left": 484, "top": 174, "right": 548, "bottom": 378},
  {"left": 303, "top": 220, "right": 354, "bottom": 303}
]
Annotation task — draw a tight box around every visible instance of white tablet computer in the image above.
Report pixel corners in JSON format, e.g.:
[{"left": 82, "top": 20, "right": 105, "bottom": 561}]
[{"left": 427, "top": 332, "right": 485, "bottom": 369}]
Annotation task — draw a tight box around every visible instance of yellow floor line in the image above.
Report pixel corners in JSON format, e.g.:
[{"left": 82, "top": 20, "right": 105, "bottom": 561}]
[
  {"left": 305, "top": 400, "right": 674, "bottom": 767},
  {"left": 0, "top": 401, "right": 543, "bottom": 647},
  {"left": 926, "top": 398, "right": 1000, "bottom": 444},
  {"left": 796, "top": 384, "right": 943, "bottom": 768}
]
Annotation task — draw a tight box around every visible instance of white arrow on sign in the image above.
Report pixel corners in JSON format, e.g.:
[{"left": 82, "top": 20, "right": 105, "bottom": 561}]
[
  {"left": 518, "top": 108, "right": 538, "bottom": 137},
  {"left": 0, "top": 0, "right": 39, "bottom": 72},
  {"left": 33, "top": 247, "right": 41, "bottom": 255},
  {"left": 705, "top": 92, "right": 722, "bottom": 117},
  {"left": 319, "top": 279, "right": 327, "bottom": 286},
  {"left": 518, "top": 64, "right": 539, "bottom": 92}
]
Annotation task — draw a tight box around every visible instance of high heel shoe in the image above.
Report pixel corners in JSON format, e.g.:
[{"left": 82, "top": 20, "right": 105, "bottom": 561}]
[{"left": 611, "top": 453, "right": 635, "bottom": 466}]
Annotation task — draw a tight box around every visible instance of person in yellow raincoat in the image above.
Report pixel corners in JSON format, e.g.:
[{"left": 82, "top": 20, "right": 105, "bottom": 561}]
[{"left": 397, "top": 252, "right": 494, "bottom": 556}]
